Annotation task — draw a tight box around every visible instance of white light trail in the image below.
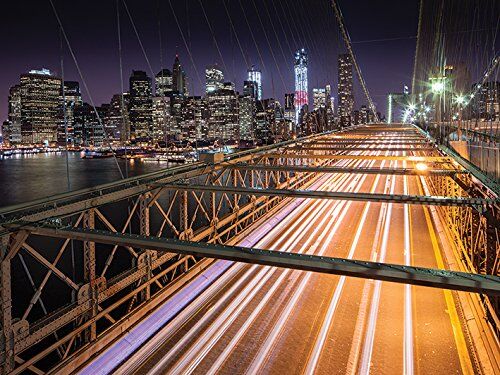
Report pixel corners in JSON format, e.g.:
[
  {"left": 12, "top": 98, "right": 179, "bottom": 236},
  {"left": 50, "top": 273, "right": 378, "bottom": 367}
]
[
  {"left": 358, "top": 160, "right": 397, "bottom": 375},
  {"left": 245, "top": 155, "right": 379, "bottom": 374},
  {"left": 403, "top": 156, "right": 414, "bottom": 375},
  {"left": 304, "top": 159, "right": 387, "bottom": 375}
]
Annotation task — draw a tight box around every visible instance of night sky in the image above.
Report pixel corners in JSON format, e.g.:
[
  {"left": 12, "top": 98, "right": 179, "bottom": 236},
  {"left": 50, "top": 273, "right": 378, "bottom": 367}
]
[{"left": 0, "top": 0, "right": 418, "bottom": 121}]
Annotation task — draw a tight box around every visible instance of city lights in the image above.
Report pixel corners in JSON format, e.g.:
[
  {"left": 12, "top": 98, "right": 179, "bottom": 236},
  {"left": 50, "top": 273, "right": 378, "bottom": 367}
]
[
  {"left": 431, "top": 80, "right": 444, "bottom": 93},
  {"left": 415, "top": 162, "right": 428, "bottom": 171}
]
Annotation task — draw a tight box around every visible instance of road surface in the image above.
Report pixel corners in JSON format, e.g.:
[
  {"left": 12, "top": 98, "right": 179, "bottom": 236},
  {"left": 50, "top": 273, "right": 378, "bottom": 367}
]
[{"left": 90, "top": 129, "right": 476, "bottom": 375}]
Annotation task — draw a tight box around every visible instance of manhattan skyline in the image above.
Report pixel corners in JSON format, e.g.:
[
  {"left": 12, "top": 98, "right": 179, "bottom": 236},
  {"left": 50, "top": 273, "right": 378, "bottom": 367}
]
[{"left": 0, "top": 0, "right": 418, "bottom": 122}]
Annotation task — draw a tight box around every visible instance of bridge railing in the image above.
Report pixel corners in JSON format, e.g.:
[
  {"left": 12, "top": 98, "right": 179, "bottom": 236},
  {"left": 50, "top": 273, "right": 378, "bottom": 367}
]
[{"left": 0, "top": 130, "right": 343, "bottom": 374}]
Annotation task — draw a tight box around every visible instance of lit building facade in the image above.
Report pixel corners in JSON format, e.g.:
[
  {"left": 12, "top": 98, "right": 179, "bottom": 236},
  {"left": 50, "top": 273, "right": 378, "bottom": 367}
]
[
  {"left": 294, "top": 49, "right": 308, "bottom": 124},
  {"left": 243, "top": 80, "right": 257, "bottom": 99},
  {"left": 239, "top": 95, "right": 255, "bottom": 141},
  {"left": 74, "top": 103, "right": 106, "bottom": 147},
  {"left": 19, "top": 69, "right": 62, "bottom": 144},
  {"left": 472, "top": 81, "right": 499, "bottom": 120},
  {"left": 207, "top": 88, "right": 239, "bottom": 141},
  {"left": 172, "top": 55, "right": 187, "bottom": 96},
  {"left": 247, "top": 66, "right": 262, "bottom": 100},
  {"left": 313, "top": 88, "right": 327, "bottom": 110},
  {"left": 284, "top": 93, "right": 295, "bottom": 124},
  {"left": 338, "top": 53, "right": 354, "bottom": 126},
  {"left": 181, "top": 96, "right": 206, "bottom": 142},
  {"left": 155, "top": 69, "right": 173, "bottom": 97},
  {"left": 359, "top": 105, "right": 374, "bottom": 124},
  {"left": 150, "top": 96, "right": 169, "bottom": 144},
  {"left": 59, "top": 81, "right": 82, "bottom": 145},
  {"left": 5, "top": 85, "right": 22, "bottom": 145},
  {"left": 206, "top": 65, "right": 224, "bottom": 94},
  {"left": 106, "top": 93, "right": 130, "bottom": 143},
  {"left": 129, "top": 70, "right": 153, "bottom": 143}
]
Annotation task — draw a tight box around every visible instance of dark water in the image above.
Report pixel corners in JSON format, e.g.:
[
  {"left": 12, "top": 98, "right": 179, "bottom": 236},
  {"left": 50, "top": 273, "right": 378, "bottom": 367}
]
[
  {"left": 0, "top": 152, "right": 181, "bottom": 337},
  {"left": 0, "top": 152, "right": 170, "bottom": 207}
]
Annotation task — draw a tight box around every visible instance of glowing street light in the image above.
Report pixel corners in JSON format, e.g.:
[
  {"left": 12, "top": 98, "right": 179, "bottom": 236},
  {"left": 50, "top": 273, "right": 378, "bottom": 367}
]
[
  {"left": 454, "top": 95, "right": 466, "bottom": 105},
  {"left": 431, "top": 81, "right": 444, "bottom": 93},
  {"left": 415, "top": 162, "right": 428, "bottom": 172}
]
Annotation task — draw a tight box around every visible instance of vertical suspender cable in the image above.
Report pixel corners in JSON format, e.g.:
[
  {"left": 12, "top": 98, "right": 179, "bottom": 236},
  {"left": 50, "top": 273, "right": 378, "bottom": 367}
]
[
  {"left": 59, "top": 27, "right": 76, "bottom": 286},
  {"left": 48, "top": 0, "right": 125, "bottom": 179},
  {"left": 412, "top": 0, "right": 424, "bottom": 96},
  {"left": 116, "top": 0, "right": 128, "bottom": 178}
]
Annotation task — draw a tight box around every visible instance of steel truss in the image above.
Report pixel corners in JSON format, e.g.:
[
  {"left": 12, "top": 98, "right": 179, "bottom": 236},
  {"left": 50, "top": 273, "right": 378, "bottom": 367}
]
[{"left": 0, "top": 124, "right": 498, "bottom": 373}]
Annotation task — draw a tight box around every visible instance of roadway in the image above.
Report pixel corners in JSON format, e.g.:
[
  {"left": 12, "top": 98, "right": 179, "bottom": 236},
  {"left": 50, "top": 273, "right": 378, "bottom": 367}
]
[{"left": 85, "top": 128, "right": 475, "bottom": 374}]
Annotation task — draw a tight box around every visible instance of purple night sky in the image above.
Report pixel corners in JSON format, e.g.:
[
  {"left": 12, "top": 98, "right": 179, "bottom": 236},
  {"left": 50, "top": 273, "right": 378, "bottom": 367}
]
[{"left": 0, "top": 0, "right": 418, "bottom": 122}]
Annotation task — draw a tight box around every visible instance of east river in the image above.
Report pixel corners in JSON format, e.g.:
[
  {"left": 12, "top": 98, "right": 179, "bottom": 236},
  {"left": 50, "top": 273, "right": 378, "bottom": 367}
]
[{"left": 0, "top": 152, "right": 170, "bottom": 207}]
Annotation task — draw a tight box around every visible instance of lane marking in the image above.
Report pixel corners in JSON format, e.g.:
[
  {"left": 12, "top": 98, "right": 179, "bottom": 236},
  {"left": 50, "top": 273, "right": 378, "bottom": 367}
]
[
  {"left": 403, "top": 159, "right": 414, "bottom": 375},
  {"left": 417, "top": 177, "right": 474, "bottom": 375},
  {"left": 303, "top": 160, "right": 386, "bottom": 374}
]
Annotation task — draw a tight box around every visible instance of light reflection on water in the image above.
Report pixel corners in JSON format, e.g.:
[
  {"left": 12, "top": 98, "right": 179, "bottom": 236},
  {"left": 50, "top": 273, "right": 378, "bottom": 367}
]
[{"left": 0, "top": 152, "right": 171, "bottom": 207}]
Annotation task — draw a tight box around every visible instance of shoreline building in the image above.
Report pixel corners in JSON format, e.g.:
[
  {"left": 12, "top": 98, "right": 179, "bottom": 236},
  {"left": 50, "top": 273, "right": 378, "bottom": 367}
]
[
  {"left": 59, "top": 81, "right": 82, "bottom": 145},
  {"left": 19, "top": 69, "right": 62, "bottom": 145},
  {"left": 206, "top": 65, "right": 224, "bottom": 94},
  {"left": 129, "top": 70, "right": 153, "bottom": 143},
  {"left": 155, "top": 69, "right": 173, "bottom": 97},
  {"left": 172, "top": 54, "right": 187, "bottom": 96},
  {"left": 338, "top": 53, "right": 354, "bottom": 126},
  {"left": 294, "top": 49, "right": 308, "bottom": 124}
]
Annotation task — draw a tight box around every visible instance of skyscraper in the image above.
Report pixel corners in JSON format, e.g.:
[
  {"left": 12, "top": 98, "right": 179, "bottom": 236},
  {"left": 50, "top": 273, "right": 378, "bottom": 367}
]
[
  {"left": 155, "top": 69, "right": 173, "bottom": 97},
  {"left": 73, "top": 103, "right": 106, "bottom": 146},
  {"left": 172, "top": 54, "right": 186, "bottom": 96},
  {"left": 6, "top": 85, "right": 22, "bottom": 145},
  {"left": 243, "top": 80, "right": 257, "bottom": 99},
  {"left": 338, "top": 53, "right": 354, "bottom": 126},
  {"left": 152, "top": 96, "right": 170, "bottom": 144},
  {"left": 59, "top": 81, "right": 82, "bottom": 145},
  {"left": 472, "top": 81, "right": 499, "bottom": 120},
  {"left": 239, "top": 94, "right": 255, "bottom": 141},
  {"left": 129, "top": 70, "right": 153, "bottom": 143},
  {"left": 107, "top": 93, "right": 130, "bottom": 143},
  {"left": 247, "top": 66, "right": 262, "bottom": 100},
  {"left": 205, "top": 65, "right": 224, "bottom": 94},
  {"left": 313, "top": 88, "right": 327, "bottom": 110},
  {"left": 19, "top": 69, "right": 62, "bottom": 144},
  {"left": 284, "top": 93, "right": 295, "bottom": 126},
  {"left": 294, "top": 49, "right": 308, "bottom": 124},
  {"left": 207, "top": 88, "right": 239, "bottom": 141}
]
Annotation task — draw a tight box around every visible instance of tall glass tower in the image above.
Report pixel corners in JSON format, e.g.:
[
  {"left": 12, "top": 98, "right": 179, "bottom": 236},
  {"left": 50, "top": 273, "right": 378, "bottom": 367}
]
[
  {"left": 247, "top": 66, "right": 262, "bottom": 100},
  {"left": 294, "top": 49, "right": 308, "bottom": 124}
]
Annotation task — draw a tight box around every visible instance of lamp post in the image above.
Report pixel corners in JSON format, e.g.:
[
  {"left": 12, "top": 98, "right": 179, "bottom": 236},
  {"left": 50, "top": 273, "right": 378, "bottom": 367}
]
[
  {"left": 430, "top": 76, "right": 446, "bottom": 142},
  {"left": 454, "top": 94, "right": 466, "bottom": 140}
]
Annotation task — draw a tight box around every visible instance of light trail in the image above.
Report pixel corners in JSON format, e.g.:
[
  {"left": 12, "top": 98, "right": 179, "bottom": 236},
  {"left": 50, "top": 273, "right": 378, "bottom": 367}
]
[
  {"left": 303, "top": 159, "right": 387, "bottom": 374},
  {"left": 358, "top": 159, "right": 397, "bottom": 375},
  {"left": 244, "top": 157, "right": 379, "bottom": 374},
  {"left": 403, "top": 155, "right": 415, "bottom": 375},
  {"left": 145, "top": 157, "right": 368, "bottom": 374},
  {"left": 97, "top": 130, "right": 480, "bottom": 375},
  {"left": 345, "top": 160, "right": 395, "bottom": 375}
]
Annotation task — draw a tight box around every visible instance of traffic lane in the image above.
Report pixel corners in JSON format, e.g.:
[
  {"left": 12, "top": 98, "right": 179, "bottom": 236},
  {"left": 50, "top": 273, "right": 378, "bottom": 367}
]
[
  {"left": 248, "top": 172, "right": 389, "bottom": 374},
  {"left": 132, "top": 172, "right": 359, "bottom": 373},
  {"left": 173, "top": 171, "right": 376, "bottom": 374},
  {"left": 408, "top": 175, "right": 465, "bottom": 374},
  {"left": 368, "top": 173, "right": 406, "bottom": 374}
]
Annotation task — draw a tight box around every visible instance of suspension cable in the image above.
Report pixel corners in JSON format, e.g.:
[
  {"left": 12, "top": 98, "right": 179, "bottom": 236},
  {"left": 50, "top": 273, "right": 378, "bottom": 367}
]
[
  {"left": 330, "top": 0, "right": 379, "bottom": 122},
  {"left": 48, "top": 0, "right": 125, "bottom": 178}
]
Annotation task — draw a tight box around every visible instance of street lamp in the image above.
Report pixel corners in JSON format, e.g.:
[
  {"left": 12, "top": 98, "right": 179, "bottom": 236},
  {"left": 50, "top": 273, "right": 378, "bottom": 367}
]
[
  {"left": 454, "top": 95, "right": 466, "bottom": 105},
  {"left": 431, "top": 80, "right": 445, "bottom": 93}
]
